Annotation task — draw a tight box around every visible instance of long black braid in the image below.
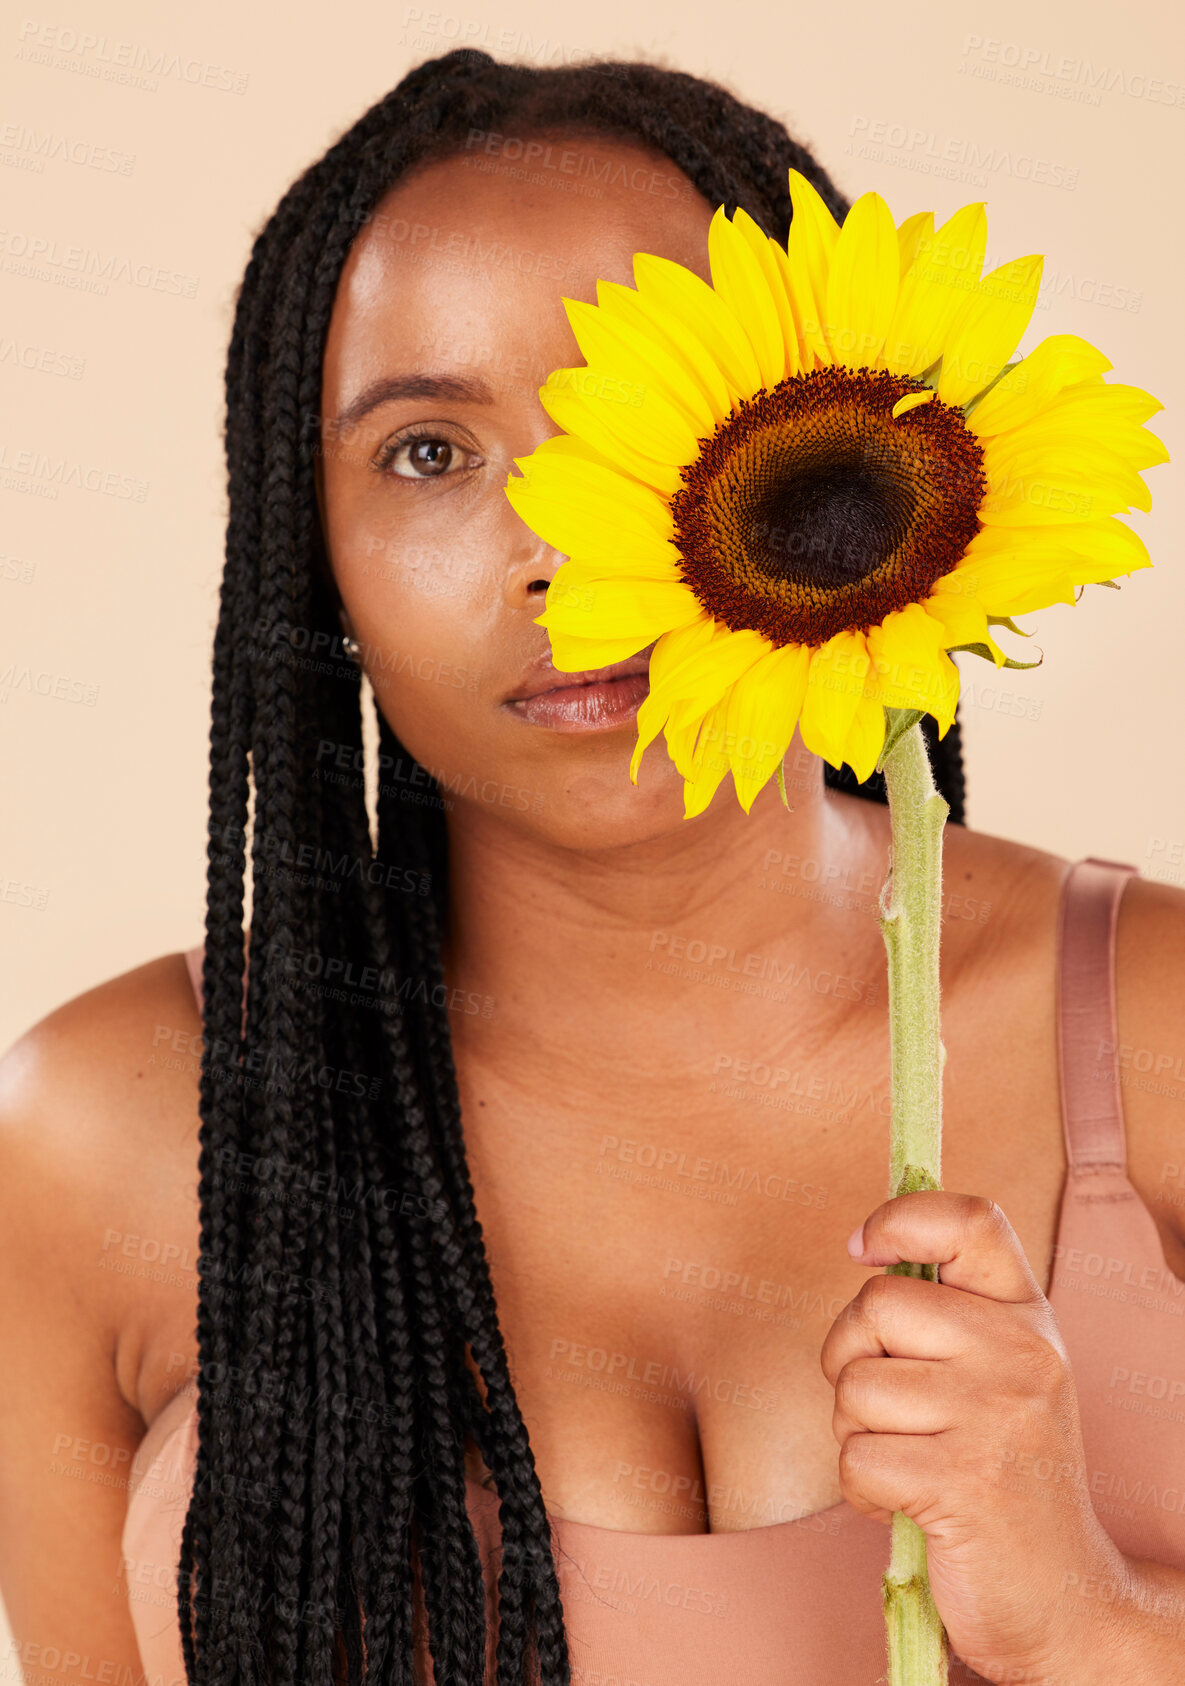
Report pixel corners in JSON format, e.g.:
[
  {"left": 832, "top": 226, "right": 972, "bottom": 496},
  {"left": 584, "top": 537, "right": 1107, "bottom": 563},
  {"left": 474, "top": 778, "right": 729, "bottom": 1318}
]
[{"left": 181, "top": 46, "right": 969, "bottom": 1686}]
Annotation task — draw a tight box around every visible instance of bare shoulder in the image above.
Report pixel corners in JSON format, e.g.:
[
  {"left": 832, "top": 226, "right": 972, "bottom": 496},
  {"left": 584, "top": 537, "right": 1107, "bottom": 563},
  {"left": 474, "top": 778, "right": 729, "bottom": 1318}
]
[
  {"left": 0, "top": 950, "right": 203, "bottom": 1408},
  {"left": 929, "top": 813, "right": 1072, "bottom": 994},
  {"left": 941, "top": 815, "right": 1069, "bottom": 927},
  {"left": 0, "top": 951, "right": 203, "bottom": 1659}
]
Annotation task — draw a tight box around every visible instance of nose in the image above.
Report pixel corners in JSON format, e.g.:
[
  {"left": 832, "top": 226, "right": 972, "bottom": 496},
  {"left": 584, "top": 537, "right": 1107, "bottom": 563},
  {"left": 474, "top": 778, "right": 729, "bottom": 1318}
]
[{"left": 502, "top": 522, "right": 564, "bottom": 609}]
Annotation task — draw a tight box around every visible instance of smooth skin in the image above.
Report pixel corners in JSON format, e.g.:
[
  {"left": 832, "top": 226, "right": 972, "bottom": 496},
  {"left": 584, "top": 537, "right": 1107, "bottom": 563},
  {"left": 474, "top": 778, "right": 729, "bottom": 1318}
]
[{"left": 1, "top": 134, "right": 1183, "bottom": 1682}]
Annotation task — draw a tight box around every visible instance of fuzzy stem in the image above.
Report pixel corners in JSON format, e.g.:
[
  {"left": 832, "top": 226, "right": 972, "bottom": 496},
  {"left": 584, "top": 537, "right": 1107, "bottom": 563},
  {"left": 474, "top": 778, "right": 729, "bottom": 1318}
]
[{"left": 877, "top": 719, "right": 950, "bottom": 1686}]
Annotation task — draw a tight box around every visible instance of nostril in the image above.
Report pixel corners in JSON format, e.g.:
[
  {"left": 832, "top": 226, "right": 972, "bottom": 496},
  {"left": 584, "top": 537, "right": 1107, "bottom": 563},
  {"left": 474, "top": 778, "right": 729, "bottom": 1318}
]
[{"left": 528, "top": 578, "right": 551, "bottom": 593}]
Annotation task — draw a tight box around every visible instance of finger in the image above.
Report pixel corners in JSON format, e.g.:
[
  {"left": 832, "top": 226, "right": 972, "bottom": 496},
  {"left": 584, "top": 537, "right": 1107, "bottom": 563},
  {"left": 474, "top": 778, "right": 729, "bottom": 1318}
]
[
  {"left": 848, "top": 1191, "right": 1045, "bottom": 1305},
  {"left": 838, "top": 1429, "right": 949, "bottom": 1525},
  {"left": 820, "top": 1271, "right": 1033, "bottom": 1382},
  {"left": 832, "top": 1355, "right": 957, "bottom": 1444}
]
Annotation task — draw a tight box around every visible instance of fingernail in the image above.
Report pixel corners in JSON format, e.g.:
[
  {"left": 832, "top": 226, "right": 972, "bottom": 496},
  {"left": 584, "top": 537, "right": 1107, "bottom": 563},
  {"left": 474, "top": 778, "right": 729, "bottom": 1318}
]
[{"left": 846, "top": 1223, "right": 865, "bottom": 1257}]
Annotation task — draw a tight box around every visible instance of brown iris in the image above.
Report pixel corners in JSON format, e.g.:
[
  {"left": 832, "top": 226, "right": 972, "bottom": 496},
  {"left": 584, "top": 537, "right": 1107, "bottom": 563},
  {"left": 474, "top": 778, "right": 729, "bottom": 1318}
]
[{"left": 670, "top": 367, "right": 987, "bottom": 648}]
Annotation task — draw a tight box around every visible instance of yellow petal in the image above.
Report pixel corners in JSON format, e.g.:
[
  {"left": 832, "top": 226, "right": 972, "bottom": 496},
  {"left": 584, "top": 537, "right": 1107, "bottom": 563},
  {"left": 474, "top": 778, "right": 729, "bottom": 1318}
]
[
  {"left": 866, "top": 604, "right": 962, "bottom": 724},
  {"left": 965, "top": 334, "right": 1113, "bottom": 435},
  {"left": 595, "top": 277, "right": 733, "bottom": 419},
  {"left": 536, "top": 374, "right": 685, "bottom": 496},
  {"left": 936, "top": 253, "right": 1044, "bottom": 408},
  {"left": 1027, "top": 384, "right": 1165, "bottom": 430},
  {"left": 538, "top": 624, "right": 662, "bottom": 672},
  {"left": 631, "top": 250, "right": 762, "bottom": 402},
  {"left": 824, "top": 191, "right": 899, "bottom": 368},
  {"left": 796, "top": 629, "right": 870, "bottom": 765},
  {"left": 916, "top": 593, "right": 1006, "bottom": 671},
  {"left": 664, "top": 707, "right": 704, "bottom": 780},
  {"left": 540, "top": 365, "right": 699, "bottom": 475},
  {"left": 980, "top": 441, "right": 1152, "bottom": 523},
  {"left": 1034, "top": 516, "right": 1152, "bottom": 578},
  {"left": 843, "top": 693, "right": 888, "bottom": 784},
  {"left": 683, "top": 694, "right": 735, "bottom": 818},
  {"left": 540, "top": 548, "right": 684, "bottom": 586},
  {"left": 730, "top": 207, "right": 803, "bottom": 379},
  {"left": 892, "top": 390, "right": 936, "bottom": 419},
  {"left": 963, "top": 516, "right": 1150, "bottom": 574},
  {"left": 985, "top": 396, "right": 1168, "bottom": 478},
  {"left": 872, "top": 598, "right": 949, "bottom": 663},
  {"left": 649, "top": 624, "right": 772, "bottom": 735},
  {"left": 762, "top": 245, "right": 804, "bottom": 379},
  {"left": 723, "top": 643, "right": 812, "bottom": 812},
  {"left": 768, "top": 239, "right": 811, "bottom": 370},
  {"left": 916, "top": 586, "right": 991, "bottom": 647},
  {"left": 505, "top": 454, "right": 674, "bottom": 562},
  {"left": 784, "top": 168, "right": 842, "bottom": 366},
  {"left": 562, "top": 297, "right": 717, "bottom": 436},
  {"left": 881, "top": 201, "right": 987, "bottom": 376},
  {"left": 987, "top": 418, "right": 1168, "bottom": 476},
  {"left": 629, "top": 616, "right": 755, "bottom": 783},
  {"left": 708, "top": 206, "right": 786, "bottom": 390},
  {"left": 647, "top": 610, "right": 718, "bottom": 688},
  {"left": 896, "top": 210, "right": 934, "bottom": 279},
  {"left": 517, "top": 430, "right": 629, "bottom": 476},
  {"left": 948, "top": 518, "right": 1153, "bottom": 613},
  {"left": 940, "top": 553, "right": 1078, "bottom": 615},
  {"left": 984, "top": 387, "right": 1166, "bottom": 441},
  {"left": 537, "top": 572, "right": 702, "bottom": 641}
]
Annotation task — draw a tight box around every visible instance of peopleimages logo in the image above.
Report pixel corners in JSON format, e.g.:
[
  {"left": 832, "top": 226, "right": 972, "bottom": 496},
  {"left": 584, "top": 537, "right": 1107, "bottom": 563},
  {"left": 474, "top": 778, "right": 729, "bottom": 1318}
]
[
  {"left": 959, "top": 35, "right": 1185, "bottom": 109},
  {"left": 547, "top": 1337, "right": 779, "bottom": 1415},
  {"left": 0, "top": 442, "right": 147, "bottom": 500},
  {"left": 15, "top": 20, "right": 250, "bottom": 93},
  {"left": 0, "top": 228, "right": 198, "bottom": 295},
  {"left": 647, "top": 929, "right": 874, "bottom": 1003},
  {"left": 846, "top": 116, "right": 1079, "bottom": 190},
  {"left": 0, "top": 122, "right": 135, "bottom": 173}
]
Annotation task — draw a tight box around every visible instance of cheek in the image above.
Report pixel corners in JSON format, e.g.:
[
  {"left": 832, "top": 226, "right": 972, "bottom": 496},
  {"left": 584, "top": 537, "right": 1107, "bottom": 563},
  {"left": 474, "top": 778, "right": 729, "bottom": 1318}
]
[
  {"left": 332, "top": 474, "right": 507, "bottom": 643},
  {"left": 332, "top": 495, "right": 505, "bottom": 775},
  {"left": 365, "top": 535, "right": 489, "bottom": 602}
]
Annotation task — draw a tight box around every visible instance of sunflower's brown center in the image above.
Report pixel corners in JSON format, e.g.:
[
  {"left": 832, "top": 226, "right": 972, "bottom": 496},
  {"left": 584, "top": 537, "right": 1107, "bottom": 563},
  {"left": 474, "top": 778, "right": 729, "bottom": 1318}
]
[{"left": 670, "top": 367, "right": 987, "bottom": 647}]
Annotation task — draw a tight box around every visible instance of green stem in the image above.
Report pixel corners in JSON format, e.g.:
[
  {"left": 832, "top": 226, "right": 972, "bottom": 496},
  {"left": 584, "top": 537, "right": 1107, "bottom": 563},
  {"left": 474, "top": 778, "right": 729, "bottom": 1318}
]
[{"left": 876, "top": 717, "right": 950, "bottom": 1686}]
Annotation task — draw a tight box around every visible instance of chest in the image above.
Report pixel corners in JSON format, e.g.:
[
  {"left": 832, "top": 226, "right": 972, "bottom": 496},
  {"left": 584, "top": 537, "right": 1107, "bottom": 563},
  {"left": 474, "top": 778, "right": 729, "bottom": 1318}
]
[{"left": 454, "top": 981, "right": 1070, "bottom": 1534}]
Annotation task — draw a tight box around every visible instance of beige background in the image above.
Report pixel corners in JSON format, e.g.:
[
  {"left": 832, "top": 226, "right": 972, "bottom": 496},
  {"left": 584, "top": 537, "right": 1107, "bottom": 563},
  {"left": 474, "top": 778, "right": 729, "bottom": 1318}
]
[{"left": 0, "top": 0, "right": 1180, "bottom": 1654}]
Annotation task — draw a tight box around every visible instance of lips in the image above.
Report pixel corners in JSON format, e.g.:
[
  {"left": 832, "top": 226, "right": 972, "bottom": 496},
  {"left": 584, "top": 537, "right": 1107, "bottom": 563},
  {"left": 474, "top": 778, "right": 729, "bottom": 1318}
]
[{"left": 504, "top": 644, "right": 655, "bottom": 704}]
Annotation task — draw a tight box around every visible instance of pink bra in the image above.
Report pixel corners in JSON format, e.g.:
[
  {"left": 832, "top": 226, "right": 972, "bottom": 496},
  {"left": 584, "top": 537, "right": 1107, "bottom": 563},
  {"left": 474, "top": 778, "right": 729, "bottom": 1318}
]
[{"left": 120, "top": 859, "right": 1185, "bottom": 1684}]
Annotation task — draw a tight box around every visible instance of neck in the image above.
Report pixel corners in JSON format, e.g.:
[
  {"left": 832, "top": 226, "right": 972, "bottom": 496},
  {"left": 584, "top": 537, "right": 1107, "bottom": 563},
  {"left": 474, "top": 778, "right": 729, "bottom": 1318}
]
[{"left": 440, "top": 739, "right": 891, "bottom": 1073}]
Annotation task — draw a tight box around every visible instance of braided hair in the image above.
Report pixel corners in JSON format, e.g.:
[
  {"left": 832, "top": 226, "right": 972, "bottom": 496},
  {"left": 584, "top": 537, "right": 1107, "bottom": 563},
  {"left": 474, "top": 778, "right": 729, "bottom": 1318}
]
[{"left": 183, "top": 45, "right": 968, "bottom": 1686}]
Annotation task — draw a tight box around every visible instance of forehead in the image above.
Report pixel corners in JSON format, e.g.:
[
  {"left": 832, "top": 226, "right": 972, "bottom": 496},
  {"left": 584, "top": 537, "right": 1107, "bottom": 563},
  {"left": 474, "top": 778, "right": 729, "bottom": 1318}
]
[{"left": 321, "top": 135, "right": 718, "bottom": 409}]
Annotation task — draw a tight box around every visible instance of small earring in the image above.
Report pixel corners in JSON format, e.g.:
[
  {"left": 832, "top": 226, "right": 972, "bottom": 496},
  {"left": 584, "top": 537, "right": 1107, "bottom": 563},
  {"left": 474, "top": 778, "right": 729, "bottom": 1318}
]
[{"left": 338, "top": 607, "right": 360, "bottom": 661}]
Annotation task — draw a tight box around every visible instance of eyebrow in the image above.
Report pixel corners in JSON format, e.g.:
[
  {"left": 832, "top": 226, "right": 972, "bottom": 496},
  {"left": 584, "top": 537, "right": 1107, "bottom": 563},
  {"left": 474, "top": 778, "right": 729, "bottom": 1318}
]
[{"left": 331, "top": 372, "right": 497, "bottom": 432}]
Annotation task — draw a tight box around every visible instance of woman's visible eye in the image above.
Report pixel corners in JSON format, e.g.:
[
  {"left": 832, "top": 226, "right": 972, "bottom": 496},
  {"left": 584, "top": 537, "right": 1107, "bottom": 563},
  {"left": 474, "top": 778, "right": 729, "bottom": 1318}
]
[{"left": 373, "top": 429, "right": 481, "bottom": 481}]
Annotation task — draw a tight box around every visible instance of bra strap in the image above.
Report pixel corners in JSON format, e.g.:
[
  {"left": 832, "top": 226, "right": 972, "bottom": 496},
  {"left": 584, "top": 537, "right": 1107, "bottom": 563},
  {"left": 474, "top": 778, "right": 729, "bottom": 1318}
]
[{"left": 1055, "top": 856, "right": 1138, "bottom": 1171}]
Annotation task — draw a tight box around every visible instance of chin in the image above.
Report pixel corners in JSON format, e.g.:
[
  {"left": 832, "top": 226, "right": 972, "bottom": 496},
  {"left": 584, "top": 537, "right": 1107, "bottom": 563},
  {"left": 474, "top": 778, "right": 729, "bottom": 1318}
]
[{"left": 533, "top": 759, "right": 697, "bottom": 847}]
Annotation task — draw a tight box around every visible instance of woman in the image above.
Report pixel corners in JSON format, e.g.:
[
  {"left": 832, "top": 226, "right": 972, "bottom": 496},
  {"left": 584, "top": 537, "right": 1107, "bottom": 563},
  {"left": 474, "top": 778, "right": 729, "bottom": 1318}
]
[{"left": 1, "top": 46, "right": 1182, "bottom": 1686}]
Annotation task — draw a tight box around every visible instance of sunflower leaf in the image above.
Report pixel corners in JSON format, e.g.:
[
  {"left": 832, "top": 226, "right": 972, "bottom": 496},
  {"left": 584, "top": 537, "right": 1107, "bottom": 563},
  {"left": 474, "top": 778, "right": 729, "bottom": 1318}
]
[
  {"left": 948, "top": 640, "right": 1044, "bottom": 671},
  {"left": 984, "top": 614, "right": 1033, "bottom": 638},
  {"left": 876, "top": 706, "right": 927, "bottom": 772}
]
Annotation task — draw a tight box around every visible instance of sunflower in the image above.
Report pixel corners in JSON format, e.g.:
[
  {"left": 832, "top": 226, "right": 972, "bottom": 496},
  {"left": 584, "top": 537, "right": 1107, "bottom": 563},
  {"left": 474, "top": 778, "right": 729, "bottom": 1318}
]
[{"left": 504, "top": 170, "right": 1166, "bottom": 816}]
